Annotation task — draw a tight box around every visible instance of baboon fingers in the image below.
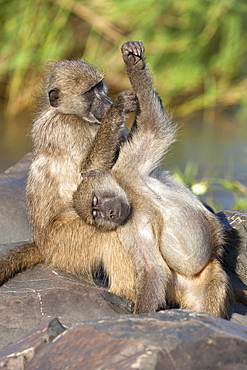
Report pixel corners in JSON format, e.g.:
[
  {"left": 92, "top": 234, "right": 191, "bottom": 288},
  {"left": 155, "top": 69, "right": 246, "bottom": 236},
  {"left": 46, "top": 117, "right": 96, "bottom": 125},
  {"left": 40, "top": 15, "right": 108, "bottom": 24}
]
[{"left": 115, "top": 91, "right": 138, "bottom": 115}]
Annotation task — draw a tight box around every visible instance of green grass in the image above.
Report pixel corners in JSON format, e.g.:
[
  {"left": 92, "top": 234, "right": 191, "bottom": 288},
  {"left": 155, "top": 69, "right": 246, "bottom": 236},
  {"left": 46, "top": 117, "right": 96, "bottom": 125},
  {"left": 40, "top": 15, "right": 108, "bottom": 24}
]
[
  {"left": 1, "top": 0, "right": 246, "bottom": 209},
  {"left": 174, "top": 161, "right": 247, "bottom": 212},
  {"left": 0, "top": 0, "right": 247, "bottom": 116}
]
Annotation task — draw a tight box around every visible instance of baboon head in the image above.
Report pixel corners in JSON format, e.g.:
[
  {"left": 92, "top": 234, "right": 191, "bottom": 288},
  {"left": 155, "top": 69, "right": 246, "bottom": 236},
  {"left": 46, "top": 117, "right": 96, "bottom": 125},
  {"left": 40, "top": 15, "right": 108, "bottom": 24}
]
[
  {"left": 73, "top": 170, "right": 131, "bottom": 231},
  {"left": 46, "top": 60, "right": 112, "bottom": 124}
]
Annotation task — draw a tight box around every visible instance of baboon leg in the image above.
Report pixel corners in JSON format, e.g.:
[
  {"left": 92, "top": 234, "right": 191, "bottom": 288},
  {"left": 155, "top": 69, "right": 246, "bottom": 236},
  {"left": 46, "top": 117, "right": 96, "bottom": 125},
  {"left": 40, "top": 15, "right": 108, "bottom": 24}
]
[
  {"left": 102, "top": 240, "right": 136, "bottom": 302},
  {"left": 116, "top": 209, "right": 171, "bottom": 314},
  {"left": 173, "top": 259, "right": 234, "bottom": 318},
  {"left": 38, "top": 216, "right": 136, "bottom": 299},
  {"left": 133, "top": 249, "right": 171, "bottom": 314},
  {"left": 113, "top": 41, "right": 176, "bottom": 179}
]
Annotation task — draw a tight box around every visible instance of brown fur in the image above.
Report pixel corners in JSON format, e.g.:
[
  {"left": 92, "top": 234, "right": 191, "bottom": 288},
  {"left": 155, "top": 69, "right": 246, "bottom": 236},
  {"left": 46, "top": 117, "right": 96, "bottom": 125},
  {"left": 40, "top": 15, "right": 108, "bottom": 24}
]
[
  {"left": 74, "top": 41, "right": 234, "bottom": 318},
  {"left": 0, "top": 44, "right": 239, "bottom": 318},
  {"left": 0, "top": 242, "right": 42, "bottom": 284},
  {"left": 0, "top": 59, "right": 137, "bottom": 302}
]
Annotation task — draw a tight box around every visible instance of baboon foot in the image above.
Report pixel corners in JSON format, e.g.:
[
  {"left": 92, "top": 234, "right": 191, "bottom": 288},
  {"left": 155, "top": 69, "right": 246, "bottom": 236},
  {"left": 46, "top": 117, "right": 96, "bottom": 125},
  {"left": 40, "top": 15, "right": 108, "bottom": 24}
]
[{"left": 121, "top": 41, "right": 145, "bottom": 70}]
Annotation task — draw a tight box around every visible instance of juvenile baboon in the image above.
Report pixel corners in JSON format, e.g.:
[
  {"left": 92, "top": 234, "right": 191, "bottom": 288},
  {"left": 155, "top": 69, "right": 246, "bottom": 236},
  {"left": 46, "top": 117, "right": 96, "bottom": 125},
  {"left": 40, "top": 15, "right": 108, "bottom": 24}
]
[
  {"left": 0, "top": 58, "right": 138, "bottom": 302},
  {"left": 74, "top": 41, "right": 235, "bottom": 318}
]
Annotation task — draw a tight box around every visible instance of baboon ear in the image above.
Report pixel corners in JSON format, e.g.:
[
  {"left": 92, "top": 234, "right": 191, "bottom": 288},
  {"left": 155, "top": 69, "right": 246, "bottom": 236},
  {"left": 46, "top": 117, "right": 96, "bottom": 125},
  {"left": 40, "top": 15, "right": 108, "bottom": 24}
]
[{"left": 49, "top": 88, "right": 60, "bottom": 107}]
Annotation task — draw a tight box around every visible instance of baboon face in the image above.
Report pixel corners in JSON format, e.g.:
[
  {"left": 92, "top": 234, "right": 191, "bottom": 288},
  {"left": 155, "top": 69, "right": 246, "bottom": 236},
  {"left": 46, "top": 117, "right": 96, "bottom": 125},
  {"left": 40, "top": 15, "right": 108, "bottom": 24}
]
[
  {"left": 74, "top": 170, "right": 131, "bottom": 231},
  {"left": 47, "top": 60, "right": 112, "bottom": 124}
]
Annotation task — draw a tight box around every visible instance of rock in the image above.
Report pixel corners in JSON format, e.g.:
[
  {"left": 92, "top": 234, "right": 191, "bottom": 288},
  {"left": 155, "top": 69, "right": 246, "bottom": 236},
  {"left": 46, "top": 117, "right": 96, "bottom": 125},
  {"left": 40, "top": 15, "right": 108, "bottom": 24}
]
[
  {"left": 0, "top": 154, "right": 32, "bottom": 244},
  {"left": 0, "top": 311, "right": 247, "bottom": 369},
  {"left": 216, "top": 210, "right": 247, "bottom": 326},
  {"left": 0, "top": 317, "right": 65, "bottom": 369},
  {"left": 0, "top": 247, "right": 132, "bottom": 348},
  {"left": 0, "top": 155, "right": 247, "bottom": 358},
  {"left": 217, "top": 210, "right": 247, "bottom": 286}
]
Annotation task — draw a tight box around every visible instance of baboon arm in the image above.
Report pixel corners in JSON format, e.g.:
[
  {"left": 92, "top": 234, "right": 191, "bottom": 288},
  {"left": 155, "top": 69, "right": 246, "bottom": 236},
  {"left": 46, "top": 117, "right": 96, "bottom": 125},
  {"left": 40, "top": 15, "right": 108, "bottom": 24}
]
[
  {"left": 0, "top": 242, "right": 43, "bottom": 285},
  {"left": 81, "top": 91, "right": 137, "bottom": 172}
]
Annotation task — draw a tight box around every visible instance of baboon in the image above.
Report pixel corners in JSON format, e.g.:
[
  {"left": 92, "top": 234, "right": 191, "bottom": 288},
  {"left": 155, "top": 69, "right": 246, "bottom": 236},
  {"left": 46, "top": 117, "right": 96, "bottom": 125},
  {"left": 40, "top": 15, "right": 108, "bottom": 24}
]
[
  {"left": 0, "top": 58, "right": 137, "bottom": 302},
  {"left": 73, "top": 41, "right": 235, "bottom": 318}
]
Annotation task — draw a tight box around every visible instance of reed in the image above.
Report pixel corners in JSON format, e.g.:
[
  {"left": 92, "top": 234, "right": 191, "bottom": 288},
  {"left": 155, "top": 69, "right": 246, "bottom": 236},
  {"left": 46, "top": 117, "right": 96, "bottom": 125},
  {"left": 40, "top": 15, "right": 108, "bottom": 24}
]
[
  {"left": 174, "top": 161, "right": 247, "bottom": 211},
  {"left": 1, "top": 0, "right": 247, "bottom": 116}
]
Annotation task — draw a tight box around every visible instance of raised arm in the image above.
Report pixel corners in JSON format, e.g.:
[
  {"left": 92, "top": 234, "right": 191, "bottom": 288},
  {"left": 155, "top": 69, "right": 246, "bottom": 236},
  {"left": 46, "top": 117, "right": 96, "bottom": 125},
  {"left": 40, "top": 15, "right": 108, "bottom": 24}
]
[{"left": 113, "top": 41, "right": 176, "bottom": 177}]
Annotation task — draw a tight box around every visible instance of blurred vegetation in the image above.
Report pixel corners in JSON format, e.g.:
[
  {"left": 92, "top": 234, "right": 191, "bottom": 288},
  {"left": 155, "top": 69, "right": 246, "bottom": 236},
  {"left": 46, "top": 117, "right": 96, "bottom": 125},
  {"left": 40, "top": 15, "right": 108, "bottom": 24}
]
[
  {"left": 174, "top": 161, "right": 247, "bottom": 212},
  {"left": 0, "top": 0, "right": 246, "bottom": 210},
  {"left": 0, "top": 0, "right": 247, "bottom": 116}
]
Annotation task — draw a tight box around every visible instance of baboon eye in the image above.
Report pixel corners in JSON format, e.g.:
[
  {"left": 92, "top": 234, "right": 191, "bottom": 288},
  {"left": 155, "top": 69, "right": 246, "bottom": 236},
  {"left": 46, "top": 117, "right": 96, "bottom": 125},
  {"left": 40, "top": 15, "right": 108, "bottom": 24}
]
[
  {"left": 95, "top": 81, "right": 104, "bottom": 91},
  {"left": 86, "top": 86, "right": 94, "bottom": 93},
  {"left": 83, "top": 86, "right": 95, "bottom": 98},
  {"left": 83, "top": 81, "right": 104, "bottom": 98},
  {"left": 84, "top": 81, "right": 104, "bottom": 94}
]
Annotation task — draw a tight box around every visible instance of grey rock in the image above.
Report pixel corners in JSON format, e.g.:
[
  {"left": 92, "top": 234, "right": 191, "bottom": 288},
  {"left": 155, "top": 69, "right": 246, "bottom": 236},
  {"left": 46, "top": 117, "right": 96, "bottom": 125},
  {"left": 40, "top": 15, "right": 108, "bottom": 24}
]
[
  {"left": 218, "top": 210, "right": 247, "bottom": 286},
  {"left": 0, "top": 248, "right": 132, "bottom": 348},
  {"left": 1, "top": 311, "right": 247, "bottom": 369},
  {"left": 0, "top": 317, "right": 65, "bottom": 369},
  {"left": 0, "top": 156, "right": 247, "bottom": 360},
  {"left": 0, "top": 154, "right": 32, "bottom": 244}
]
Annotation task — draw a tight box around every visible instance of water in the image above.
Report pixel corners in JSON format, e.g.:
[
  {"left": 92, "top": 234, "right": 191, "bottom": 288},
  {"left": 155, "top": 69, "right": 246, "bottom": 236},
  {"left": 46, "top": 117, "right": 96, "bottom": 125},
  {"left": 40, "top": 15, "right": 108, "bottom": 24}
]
[
  {"left": 0, "top": 108, "right": 32, "bottom": 172},
  {"left": 167, "top": 111, "right": 247, "bottom": 180},
  {"left": 0, "top": 109, "right": 246, "bottom": 210},
  {"left": 166, "top": 111, "right": 247, "bottom": 209}
]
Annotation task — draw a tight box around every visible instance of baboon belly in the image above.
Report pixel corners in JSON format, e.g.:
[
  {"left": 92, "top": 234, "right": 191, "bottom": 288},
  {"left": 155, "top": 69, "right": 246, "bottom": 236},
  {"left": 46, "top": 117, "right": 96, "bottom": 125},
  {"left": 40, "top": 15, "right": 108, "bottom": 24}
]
[{"left": 145, "top": 177, "right": 212, "bottom": 276}]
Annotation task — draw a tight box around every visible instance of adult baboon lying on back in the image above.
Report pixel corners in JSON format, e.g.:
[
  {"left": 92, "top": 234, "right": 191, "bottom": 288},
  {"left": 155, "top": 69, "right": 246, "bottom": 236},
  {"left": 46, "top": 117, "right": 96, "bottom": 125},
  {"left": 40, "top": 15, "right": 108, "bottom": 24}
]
[{"left": 73, "top": 41, "right": 235, "bottom": 318}]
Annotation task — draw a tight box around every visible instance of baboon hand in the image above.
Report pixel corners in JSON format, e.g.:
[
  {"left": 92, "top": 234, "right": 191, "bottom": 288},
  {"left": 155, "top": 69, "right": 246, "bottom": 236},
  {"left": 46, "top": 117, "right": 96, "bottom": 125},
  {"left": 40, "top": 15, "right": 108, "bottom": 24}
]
[
  {"left": 115, "top": 91, "right": 139, "bottom": 115},
  {"left": 121, "top": 41, "right": 145, "bottom": 69}
]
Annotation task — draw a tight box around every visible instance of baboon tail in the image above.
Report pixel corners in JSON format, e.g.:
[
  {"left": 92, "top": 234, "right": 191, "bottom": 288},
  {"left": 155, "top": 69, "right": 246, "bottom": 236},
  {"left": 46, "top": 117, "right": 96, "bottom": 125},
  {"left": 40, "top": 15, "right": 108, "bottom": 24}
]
[
  {"left": 234, "top": 288, "right": 247, "bottom": 306},
  {"left": 0, "top": 242, "right": 43, "bottom": 285}
]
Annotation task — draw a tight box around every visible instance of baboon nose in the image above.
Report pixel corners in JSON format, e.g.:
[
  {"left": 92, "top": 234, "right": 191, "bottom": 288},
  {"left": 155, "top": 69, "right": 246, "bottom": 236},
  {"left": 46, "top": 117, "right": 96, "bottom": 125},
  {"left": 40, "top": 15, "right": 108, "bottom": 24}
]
[{"left": 105, "top": 199, "right": 130, "bottom": 224}]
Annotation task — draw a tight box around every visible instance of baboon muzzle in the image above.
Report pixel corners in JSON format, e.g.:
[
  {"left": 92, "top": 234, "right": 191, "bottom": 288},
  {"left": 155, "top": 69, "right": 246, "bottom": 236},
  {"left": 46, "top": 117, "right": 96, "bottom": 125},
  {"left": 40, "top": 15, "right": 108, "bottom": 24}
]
[{"left": 100, "top": 198, "right": 130, "bottom": 224}]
